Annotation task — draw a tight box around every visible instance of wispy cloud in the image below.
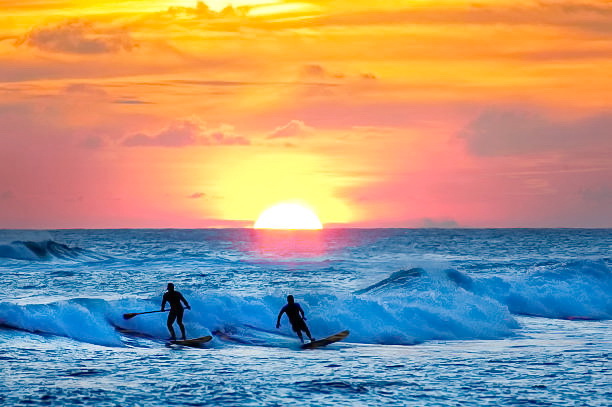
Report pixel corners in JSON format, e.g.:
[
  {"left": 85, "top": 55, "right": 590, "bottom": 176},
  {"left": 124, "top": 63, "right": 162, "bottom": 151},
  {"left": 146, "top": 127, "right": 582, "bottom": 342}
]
[
  {"left": 123, "top": 120, "right": 201, "bottom": 147},
  {"left": 297, "top": 1, "right": 612, "bottom": 34},
  {"left": 123, "top": 120, "right": 250, "bottom": 147},
  {"left": 113, "top": 99, "right": 152, "bottom": 105},
  {"left": 18, "top": 19, "right": 134, "bottom": 54},
  {"left": 189, "top": 192, "right": 206, "bottom": 199},
  {"left": 268, "top": 120, "right": 313, "bottom": 139}
]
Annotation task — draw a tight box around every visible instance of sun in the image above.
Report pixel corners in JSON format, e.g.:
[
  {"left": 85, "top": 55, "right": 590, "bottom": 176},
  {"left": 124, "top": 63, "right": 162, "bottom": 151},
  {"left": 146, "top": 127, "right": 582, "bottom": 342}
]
[{"left": 254, "top": 203, "right": 323, "bottom": 230}]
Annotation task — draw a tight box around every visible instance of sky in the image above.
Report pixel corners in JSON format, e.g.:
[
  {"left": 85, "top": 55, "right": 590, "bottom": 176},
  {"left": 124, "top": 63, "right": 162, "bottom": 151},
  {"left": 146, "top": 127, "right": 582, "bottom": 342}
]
[{"left": 0, "top": 0, "right": 611, "bottom": 228}]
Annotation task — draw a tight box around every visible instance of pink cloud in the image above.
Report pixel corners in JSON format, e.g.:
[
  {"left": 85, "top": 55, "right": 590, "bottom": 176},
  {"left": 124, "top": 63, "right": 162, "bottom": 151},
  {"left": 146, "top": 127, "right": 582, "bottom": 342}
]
[
  {"left": 210, "top": 130, "right": 250, "bottom": 145},
  {"left": 123, "top": 120, "right": 200, "bottom": 147},
  {"left": 189, "top": 192, "right": 206, "bottom": 199},
  {"left": 460, "top": 109, "right": 612, "bottom": 156},
  {"left": 123, "top": 120, "right": 250, "bottom": 147},
  {"left": 268, "top": 120, "right": 313, "bottom": 139}
]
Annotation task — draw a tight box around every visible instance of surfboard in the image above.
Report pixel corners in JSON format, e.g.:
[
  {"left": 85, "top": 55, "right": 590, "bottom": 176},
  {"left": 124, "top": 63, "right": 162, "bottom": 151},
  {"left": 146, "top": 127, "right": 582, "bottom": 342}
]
[
  {"left": 169, "top": 335, "right": 213, "bottom": 347},
  {"left": 301, "top": 330, "right": 349, "bottom": 350}
]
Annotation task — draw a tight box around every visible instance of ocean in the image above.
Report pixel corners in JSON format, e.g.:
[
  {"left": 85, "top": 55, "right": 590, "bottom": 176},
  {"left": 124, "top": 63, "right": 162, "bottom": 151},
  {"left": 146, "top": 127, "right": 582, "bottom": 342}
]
[{"left": 0, "top": 228, "right": 610, "bottom": 406}]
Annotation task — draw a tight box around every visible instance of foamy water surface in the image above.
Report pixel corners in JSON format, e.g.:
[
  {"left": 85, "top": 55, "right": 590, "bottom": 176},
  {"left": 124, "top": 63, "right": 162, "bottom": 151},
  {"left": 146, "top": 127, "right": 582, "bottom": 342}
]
[{"left": 1, "top": 229, "right": 610, "bottom": 405}]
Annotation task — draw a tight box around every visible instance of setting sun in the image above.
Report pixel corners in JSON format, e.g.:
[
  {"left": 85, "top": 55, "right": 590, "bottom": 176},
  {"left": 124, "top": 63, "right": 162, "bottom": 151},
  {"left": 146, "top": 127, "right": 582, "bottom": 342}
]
[{"left": 254, "top": 203, "right": 323, "bottom": 230}]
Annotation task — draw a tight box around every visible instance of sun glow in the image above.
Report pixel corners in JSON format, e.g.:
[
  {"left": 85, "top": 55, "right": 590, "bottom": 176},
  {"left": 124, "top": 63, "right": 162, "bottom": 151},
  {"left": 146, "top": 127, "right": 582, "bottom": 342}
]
[{"left": 254, "top": 203, "right": 323, "bottom": 230}]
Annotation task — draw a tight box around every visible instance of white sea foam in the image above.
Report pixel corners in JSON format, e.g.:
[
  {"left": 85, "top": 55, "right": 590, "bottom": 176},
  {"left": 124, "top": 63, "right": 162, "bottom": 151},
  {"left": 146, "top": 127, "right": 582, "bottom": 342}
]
[{"left": 2, "top": 261, "right": 609, "bottom": 346}]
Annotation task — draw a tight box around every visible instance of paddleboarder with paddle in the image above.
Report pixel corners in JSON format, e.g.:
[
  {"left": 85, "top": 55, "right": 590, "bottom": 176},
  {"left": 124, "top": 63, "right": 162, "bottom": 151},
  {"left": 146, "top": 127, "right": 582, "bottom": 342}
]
[
  {"left": 276, "top": 295, "right": 315, "bottom": 344},
  {"left": 161, "top": 283, "right": 191, "bottom": 341}
]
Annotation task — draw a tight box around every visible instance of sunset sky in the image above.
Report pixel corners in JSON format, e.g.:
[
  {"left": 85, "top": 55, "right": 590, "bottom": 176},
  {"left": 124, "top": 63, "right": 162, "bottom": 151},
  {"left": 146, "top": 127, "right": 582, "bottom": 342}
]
[{"left": 1, "top": 0, "right": 611, "bottom": 228}]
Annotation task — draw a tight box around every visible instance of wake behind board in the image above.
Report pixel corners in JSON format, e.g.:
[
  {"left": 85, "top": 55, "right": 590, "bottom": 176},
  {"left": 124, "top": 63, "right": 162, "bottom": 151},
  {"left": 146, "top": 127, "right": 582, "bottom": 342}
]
[
  {"left": 113, "top": 326, "right": 158, "bottom": 340},
  {"left": 169, "top": 335, "right": 212, "bottom": 347},
  {"left": 301, "top": 330, "right": 349, "bottom": 350}
]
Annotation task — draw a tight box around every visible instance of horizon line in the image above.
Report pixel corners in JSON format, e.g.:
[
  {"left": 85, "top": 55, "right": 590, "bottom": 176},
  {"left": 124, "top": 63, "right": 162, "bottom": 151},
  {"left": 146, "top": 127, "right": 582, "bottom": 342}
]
[{"left": 1, "top": 226, "right": 611, "bottom": 231}]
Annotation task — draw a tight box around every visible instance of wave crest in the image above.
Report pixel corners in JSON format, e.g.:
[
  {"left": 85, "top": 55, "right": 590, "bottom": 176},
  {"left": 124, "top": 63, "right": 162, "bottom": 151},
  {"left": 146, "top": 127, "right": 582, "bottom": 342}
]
[
  {"left": 480, "top": 259, "right": 612, "bottom": 320},
  {"left": 0, "top": 240, "right": 107, "bottom": 262},
  {"left": 2, "top": 261, "right": 608, "bottom": 347}
]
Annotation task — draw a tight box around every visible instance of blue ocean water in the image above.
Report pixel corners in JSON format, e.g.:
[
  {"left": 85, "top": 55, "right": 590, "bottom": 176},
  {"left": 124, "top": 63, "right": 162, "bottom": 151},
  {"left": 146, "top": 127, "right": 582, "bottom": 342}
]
[{"left": 0, "top": 229, "right": 610, "bottom": 406}]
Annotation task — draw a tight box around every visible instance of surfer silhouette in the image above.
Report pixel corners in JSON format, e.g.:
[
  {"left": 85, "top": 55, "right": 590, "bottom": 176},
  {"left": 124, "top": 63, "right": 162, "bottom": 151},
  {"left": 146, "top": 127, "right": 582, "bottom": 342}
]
[
  {"left": 276, "top": 295, "right": 315, "bottom": 343},
  {"left": 161, "top": 283, "right": 191, "bottom": 341}
]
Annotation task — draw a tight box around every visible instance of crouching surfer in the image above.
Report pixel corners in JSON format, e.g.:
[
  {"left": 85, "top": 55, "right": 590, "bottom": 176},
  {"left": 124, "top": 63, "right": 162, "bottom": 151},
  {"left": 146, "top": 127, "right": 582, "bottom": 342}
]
[
  {"left": 161, "top": 283, "right": 191, "bottom": 341},
  {"left": 276, "top": 295, "right": 315, "bottom": 343}
]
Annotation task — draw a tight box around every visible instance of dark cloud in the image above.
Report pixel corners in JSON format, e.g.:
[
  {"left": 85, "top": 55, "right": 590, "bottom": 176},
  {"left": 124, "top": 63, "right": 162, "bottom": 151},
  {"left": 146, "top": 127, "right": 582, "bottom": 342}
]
[
  {"left": 19, "top": 19, "right": 134, "bottom": 54},
  {"left": 460, "top": 110, "right": 612, "bottom": 156},
  {"left": 268, "top": 120, "right": 313, "bottom": 139},
  {"left": 123, "top": 120, "right": 250, "bottom": 147},
  {"left": 113, "top": 99, "right": 152, "bottom": 105}
]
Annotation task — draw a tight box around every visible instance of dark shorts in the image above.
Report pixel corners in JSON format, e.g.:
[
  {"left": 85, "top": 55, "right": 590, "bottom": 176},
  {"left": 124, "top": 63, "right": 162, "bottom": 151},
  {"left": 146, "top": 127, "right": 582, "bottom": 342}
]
[
  {"left": 289, "top": 318, "right": 307, "bottom": 332},
  {"left": 168, "top": 308, "right": 184, "bottom": 324}
]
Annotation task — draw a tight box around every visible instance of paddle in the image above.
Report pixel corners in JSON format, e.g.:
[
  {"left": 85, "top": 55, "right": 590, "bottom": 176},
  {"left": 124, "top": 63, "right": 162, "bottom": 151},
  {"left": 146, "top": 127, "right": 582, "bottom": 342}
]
[{"left": 123, "top": 310, "right": 169, "bottom": 320}]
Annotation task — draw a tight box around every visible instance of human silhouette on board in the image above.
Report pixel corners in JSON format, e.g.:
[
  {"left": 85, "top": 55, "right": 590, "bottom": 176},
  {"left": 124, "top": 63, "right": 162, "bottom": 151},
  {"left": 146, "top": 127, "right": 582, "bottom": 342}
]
[
  {"left": 161, "top": 283, "right": 191, "bottom": 341},
  {"left": 276, "top": 295, "right": 315, "bottom": 343}
]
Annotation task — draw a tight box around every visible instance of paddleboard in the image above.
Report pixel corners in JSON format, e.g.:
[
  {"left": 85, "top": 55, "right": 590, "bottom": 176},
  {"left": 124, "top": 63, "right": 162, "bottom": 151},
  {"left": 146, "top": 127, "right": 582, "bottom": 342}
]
[
  {"left": 169, "top": 335, "right": 213, "bottom": 347},
  {"left": 301, "top": 330, "right": 349, "bottom": 350}
]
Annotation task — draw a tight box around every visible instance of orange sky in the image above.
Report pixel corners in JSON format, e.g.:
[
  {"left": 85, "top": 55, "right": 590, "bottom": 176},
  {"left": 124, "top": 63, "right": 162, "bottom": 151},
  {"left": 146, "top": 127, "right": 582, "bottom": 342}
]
[{"left": 0, "top": 0, "right": 611, "bottom": 228}]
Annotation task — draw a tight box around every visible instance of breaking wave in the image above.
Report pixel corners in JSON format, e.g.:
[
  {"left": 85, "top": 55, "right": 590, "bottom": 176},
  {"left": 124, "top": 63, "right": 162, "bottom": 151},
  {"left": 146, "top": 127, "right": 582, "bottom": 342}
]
[
  {"left": 0, "top": 277, "right": 518, "bottom": 346},
  {"left": 358, "top": 261, "right": 612, "bottom": 321},
  {"left": 0, "top": 240, "right": 108, "bottom": 262},
  {"left": 0, "top": 260, "right": 608, "bottom": 347},
  {"left": 477, "top": 260, "right": 612, "bottom": 320}
]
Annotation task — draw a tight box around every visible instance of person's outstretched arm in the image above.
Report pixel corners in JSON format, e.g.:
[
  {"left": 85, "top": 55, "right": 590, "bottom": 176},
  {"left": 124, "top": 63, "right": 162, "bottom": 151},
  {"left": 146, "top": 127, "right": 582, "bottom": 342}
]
[{"left": 276, "top": 306, "right": 286, "bottom": 328}]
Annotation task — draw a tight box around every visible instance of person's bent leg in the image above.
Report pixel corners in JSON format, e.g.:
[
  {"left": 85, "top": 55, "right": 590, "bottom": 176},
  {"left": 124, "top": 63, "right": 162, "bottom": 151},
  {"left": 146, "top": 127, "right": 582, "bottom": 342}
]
[
  {"left": 176, "top": 309, "right": 186, "bottom": 340},
  {"left": 303, "top": 325, "right": 315, "bottom": 342},
  {"left": 292, "top": 324, "right": 304, "bottom": 343},
  {"left": 167, "top": 313, "right": 177, "bottom": 340}
]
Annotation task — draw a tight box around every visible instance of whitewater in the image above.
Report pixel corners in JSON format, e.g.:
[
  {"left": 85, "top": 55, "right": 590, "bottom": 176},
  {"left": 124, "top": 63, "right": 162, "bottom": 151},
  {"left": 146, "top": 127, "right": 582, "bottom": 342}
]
[{"left": 0, "top": 228, "right": 610, "bottom": 406}]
